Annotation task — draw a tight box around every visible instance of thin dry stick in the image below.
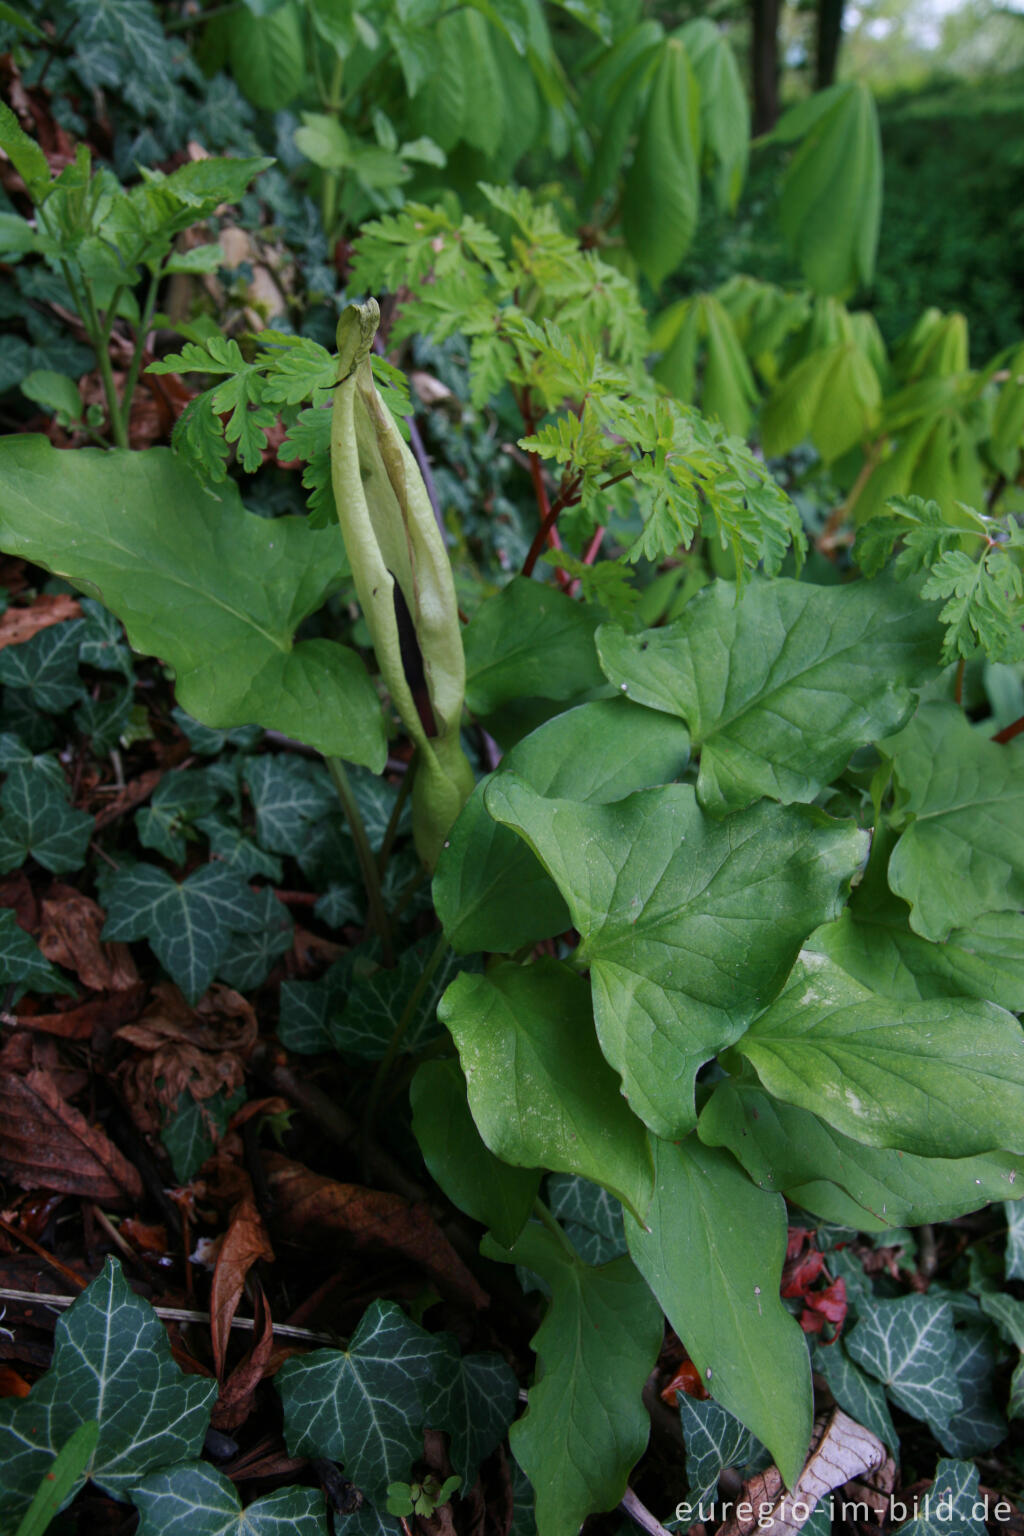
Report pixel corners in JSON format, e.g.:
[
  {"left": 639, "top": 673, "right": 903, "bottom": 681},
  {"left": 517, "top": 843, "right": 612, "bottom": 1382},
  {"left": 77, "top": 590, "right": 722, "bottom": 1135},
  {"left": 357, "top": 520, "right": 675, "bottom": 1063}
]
[
  {"left": 620, "top": 1487, "right": 672, "bottom": 1536},
  {"left": 0, "top": 1287, "right": 341, "bottom": 1346}
]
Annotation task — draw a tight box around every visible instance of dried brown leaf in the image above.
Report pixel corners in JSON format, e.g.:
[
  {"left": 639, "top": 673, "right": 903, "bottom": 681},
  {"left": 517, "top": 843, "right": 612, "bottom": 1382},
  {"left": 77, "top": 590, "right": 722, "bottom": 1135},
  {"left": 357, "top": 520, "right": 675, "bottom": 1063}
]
[
  {"left": 0, "top": 595, "right": 82, "bottom": 651},
  {"left": 0, "top": 1067, "right": 143, "bottom": 1203},
  {"left": 717, "top": 1410, "right": 888, "bottom": 1536},
  {"left": 116, "top": 983, "right": 255, "bottom": 1135},
  {"left": 210, "top": 1194, "right": 274, "bottom": 1379},
  {"left": 264, "top": 1153, "right": 487, "bottom": 1311},
  {"left": 211, "top": 1284, "right": 275, "bottom": 1433},
  {"left": 15, "top": 985, "right": 145, "bottom": 1043},
  {"left": 39, "top": 885, "right": 139, "bottom": 992}
]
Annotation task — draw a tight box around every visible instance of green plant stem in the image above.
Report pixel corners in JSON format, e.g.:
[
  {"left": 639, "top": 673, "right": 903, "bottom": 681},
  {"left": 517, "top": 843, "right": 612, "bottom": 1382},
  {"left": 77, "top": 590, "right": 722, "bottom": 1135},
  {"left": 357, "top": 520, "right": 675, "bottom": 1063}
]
[
  {"left": 362, "top": 929, "right": 449, "bottom": 1150},
  {"left": 118, "top": 269, "right": 161, "bottom": 443},
  {"left": 377, "top": 753, "right": 418, "bottom": 876},
  {"left": 532, "top": 1196, "right": 576, "bottom": 1258},
  {"left": 326, "top": 757, "right": 394, "bottom": 966},
  {"left": 80, "top": 279, "right": 128, "bottom": 449}
]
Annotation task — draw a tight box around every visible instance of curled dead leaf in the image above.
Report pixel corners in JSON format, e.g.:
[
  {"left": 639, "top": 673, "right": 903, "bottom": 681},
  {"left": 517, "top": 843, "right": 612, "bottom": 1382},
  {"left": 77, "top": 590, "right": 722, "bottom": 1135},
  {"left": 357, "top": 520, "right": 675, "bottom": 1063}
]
[
  {"left": 210, "top": 1193, "right": 275, "bottom": 1380},
  {"left": 0, "top": 595, "right": 82, "bottom": 652},
  {"left": 39, "top": 885, "right": 139, "bottom": 993},
  {"left": 0, "top": 1066, "right": 143, "bottom": 1203},
  {"left": 263, "top": 1152, "right": 487, "bottom": 1311},
  {"left": 116, "top": 982, "right": 256, "bottom": 1136}
]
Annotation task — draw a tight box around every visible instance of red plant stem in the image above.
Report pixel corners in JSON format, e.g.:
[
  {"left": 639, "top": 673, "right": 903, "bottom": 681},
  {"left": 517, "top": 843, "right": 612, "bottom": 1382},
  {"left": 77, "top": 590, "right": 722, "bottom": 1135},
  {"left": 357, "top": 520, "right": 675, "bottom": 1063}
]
[
  {"left": 522, "top": 492, "right": 567, "bottom": 578},
  {"left": 993, "top": 714, "right": 1024, "bottom": 745},
  {"left": 569, "top": 526, "right": 606, "bottom": 598}
]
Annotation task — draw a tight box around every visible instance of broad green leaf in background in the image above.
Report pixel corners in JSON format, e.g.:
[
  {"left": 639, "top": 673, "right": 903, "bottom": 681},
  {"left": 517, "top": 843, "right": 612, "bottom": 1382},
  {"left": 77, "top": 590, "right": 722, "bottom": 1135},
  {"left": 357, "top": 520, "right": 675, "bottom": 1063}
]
[
  {"left": 675, "top": 1394, "right": 760, "bottom": 1509},
  {"left": 487, "top": 776, "right": 865, "bottom": 1136},
  {"left": 652, "top": 294, "right": 758, "bottom": 438},
  {"left": 624, "top": 1136, "right": 812, "bottom": 1490},
  {"left": 0, "top": 439, "right": 386, "bottom": 768},
  {"left": 102, "top": 863, "right": 267, "bottom": 1004},
  {"left": 439, "top": 960, "right": 654, "bottom": 1220},
  {"left": 623, "top": 37, "right": 700, "bottom": 287},
  {"left": 581, "top": 20, "right": 662, "bottom": 206},
  {"left": 698, "top": 1077, "right": 1023, "bottom": 1231},
  {"left": 760, "top": 340, "right": 881, "bottom": 461},
  {"left": 890, "top": 1459, "right": 987, "bottom": 1536},
  {"left": 132, "top": 1463, "right": 327, "bottom": 1535},
  {"left": 0, "top": 1259, "right": 216, "bottom": 1523},
  {"left": 846, "top": 1296, "right": 960, "bottom": 1433},
  {"left": 481, "top": 1221, "right": 662, "bottom": 1536},
  {"left": 229, "top": 0, "right": 305, "bottom": 109},
  {"left": 462, "top": 577, "right": 606, "bottom": 718},
  {"left": 0, "top": 100, "right": 50, "bottom": 200},
  {"left": 0, "top": 906, "right": 76, "bottom": 1002},
  {"left": 275, "top": 1301, "right": 445, "bottom": 1504},
  {"left": 546, "top": 1173, "right": 627, "bottom": 1264},
  {"left": 775, "top": 80, "right": 882, "bottom": 296},
  {"left": 410, "top": 1059, "right": 540, "bottom": 1248},
  {"left": 12, "top": 1422, "right": 98, "bottom": 1536},
  {"left": 812, "top": 1341, "right": 897, "bottom": 1453},
  {"left": 434, "top": 698, "right": 689, "bottom": 954},
  {"left": 675, "top": 19, "right": 748, "bottom": 210},
  {"left": 735, "top": 948, "right": 1024, "bottom": 1158},
  {"left": 881, "top": 702, "right": 1024, "bottom": 941},
  {"left": 597, "top": 577, "right": 939, "bottom": 814}
]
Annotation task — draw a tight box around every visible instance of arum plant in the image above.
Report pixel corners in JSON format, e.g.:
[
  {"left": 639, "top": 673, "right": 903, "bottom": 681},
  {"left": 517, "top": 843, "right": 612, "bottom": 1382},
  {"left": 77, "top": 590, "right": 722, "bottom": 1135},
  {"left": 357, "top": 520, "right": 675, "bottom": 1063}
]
[{"left": 330, "top": 299, "right": 474, "bottom": 870}]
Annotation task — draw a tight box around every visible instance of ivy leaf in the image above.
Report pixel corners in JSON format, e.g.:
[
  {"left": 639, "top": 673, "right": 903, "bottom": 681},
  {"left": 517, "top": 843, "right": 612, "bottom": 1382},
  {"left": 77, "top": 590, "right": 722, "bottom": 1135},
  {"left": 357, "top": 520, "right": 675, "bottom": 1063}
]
[
  {"left": 435, "top": 698, "right": 689, "bottom": 955},
  {"left": 161, "top": 1085, "right": 245, "bottom": 1184},
  {"left": 935, "top": 1320, "right": 1005, "bottom": 1457},
  {"left": 547, "top": 1174, "right": 627, "bottom": 1265},
  {"left": 242, "top": 756, "right": 339, "bottom": 857},
  {"left": 136, "top": 770, "right": 220, "bottom": 864},
  {"left": 332, "top": 940, "right": 468, "bottom": 1060},
  {"left": 196, "top": 811, "right": 283, "bottom": 882},
  {"left": 774, "top": 80, "right": 881, "bottom": 296},
  {"left": 735, "top": 948, "right": 1024, "bottom": 1158},
  {"left": 624, "top": 1136, "right": 812, "bottom": 1491},
  {"left": 597, "top": 577, "right": 939, "bottom": 814},
  {"left": 1006, "top": 1202, "right": 1024, "bottom": 1281},
  {"left": 0, "top": 439, "right": 385, "bottom": 769},
  {"left": 132, "top": 1462, "right": 327, "bottom": 1535},
  {"left": 0, "top": 906, "right": 76, "bottom": 1003},
  {"left": 0, "top": 1257, "right": 216, "bottom": 1523},
  {"left": 462, "top": 577, "right": 606, "bottom": 718},
  {"left": 812, "top": 1340, "right": 897, "bottom": 1454},
  {"left": 881, "top": 701, "right": 1024, "bottom": 941},
  {"left": 481, "top": 1221, "right": 662, "bottom": 1536},
  {"left": 423, "top": 1335, "right": 519, "bottom": 1487},
  {"left": 675, "top": 1394, "right": 760, "bottom": 1509},
  {"left": 486, "top": 777, "right": 865, "bottom": 1138},
  {"left": 215, "top": 887, "right": 293, "bottom": 991},
  {"left": 0, "top": 620, "right": 85, "bottom": 713},
  {"left": 102, "top": 863, "right": 266, "bottom": 1004},
  {"left": 0, "top": 753, "right": 93, "bottom": 875},
  {"left": 845, "top": 1296, "right": 960, "bottom": 1433},
  {"left": 890, "top": 1459, "right": 987, "bottom": 1536},
  {"left": 275, "top": 1300, "right": 447, "bottom": 1504},
  {"left": 410, "top": 1058, "right": 540, "bottom": 1248},
  {"left": 698, "top": 1076, "right": 1023, "bottom": 1232},
  {"left": 439, "top": 959, "right": 654, "bottom": 1222}
]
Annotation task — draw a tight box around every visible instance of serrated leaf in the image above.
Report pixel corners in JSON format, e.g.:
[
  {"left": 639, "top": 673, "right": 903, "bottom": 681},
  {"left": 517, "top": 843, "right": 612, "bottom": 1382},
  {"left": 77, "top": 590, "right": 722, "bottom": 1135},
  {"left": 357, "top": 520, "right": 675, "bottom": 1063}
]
[
  {"left": 481, "top": 1221, "right": 662, "bottom": 1536},
  {"left": 0, "top": 439, "right": 385, "bottom": 769},
  {"left": 275, "top": 1300, "right": 447, "bottom": 1503},
  {"left": 846, "top": 1296, "right": 960, "bottom": 1432},
  {"left": 462, "top": 577, "right": 605, "bottom": 718},
  {"left": 0, "top": 1257, "right": 216, "bottom": 1523},
  {"left": 775, "top": 80, "right": 881, "bottom": 296},
  {"left": 891, "top": 1459, "right": 987, "bottom": 1536},
  {"left": 676, "top": 1394, "right": 759, "bottom": 1508},
  {"left": 597, "top": 577, "right": 939, "bottom": 813},
  {"left": 132, "top": 1462, "right": 326, "bottom": 1535},
  {"left": 623, "top": 38, "right": 700, "bottom": 287},
  {"left": 624, "top": 1136, "right": 812, "bottom": 1491},
  {"left": 735, "top": 947, "right": 1024, "bottom": 1158},
  {"left": 411, "top": 1058, "right": 540, "bottom": 1247},
  {"left": 546, "top": 1173, "right": 627, "bottom": 1265},
  {"left": 0, "top": 906, "right": 76, "bottom": 1003},
  {"left": 0, "top": 620, "right": 85, "bottom": 713},
  {"left": 812, "top": 1340, "right": 897, "bottom": 1453},
  {"left": 439, "top": 960, "right": 654, "bottom": 1222},
  {"left": 698, "top": 1076, "right": 1023, "bottom": 1231},
  {"left": 102, "top": 862, "right": 266, "bottom": 1004},
  {"left": 13, "top": 1421, "right": 99, "bottom": 1536},
  {"left": 486, "top": 777, "right": 865, "bottom": 1138},
  {"left": 881, "top": 701, "right": 1024, "bottom": 941}
]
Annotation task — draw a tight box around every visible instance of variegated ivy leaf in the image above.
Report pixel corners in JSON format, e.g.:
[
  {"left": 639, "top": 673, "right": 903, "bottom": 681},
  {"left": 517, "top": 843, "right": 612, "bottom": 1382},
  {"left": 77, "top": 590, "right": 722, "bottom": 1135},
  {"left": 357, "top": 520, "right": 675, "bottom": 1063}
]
[
  {"left": 215, "top": 886, "right": 293, "bottom": 992},
  {"left": 332, "top": 938, "right": 472, "bottom": 1060},
  {"left": 675, "top": 1394, "right": 762, "bottom": 1509},
  {"left": 0, "top": 905, "right": 76, "bottom": 1003},
  {"left": 486, "top": 776, "right": 865, "bottom": 1138},
  {"left": 890, "top": 1458, "right": 987, "bottom": 1536},
  {"left": 811, "top": 1340, "right": 897, "bottom": 1453},
  {"left": 132, "top": 1462, "right": 326, "bottom": 1535},
  {"left": 1006, "top": 1201, "right": 1024, "bottom": 1281},
  {"left": 422, "top": 1334, "right": 518, "bottom": 1487},
  {"left": 846, "top": 1296, "right": 960, "bottom": 1433},
  {"left": 596, "top": 575, "right": 940, "bottom": 814},
  {"left": 136, "top": 769, "right": 220, "bottom": 864},
  {"left": 0, "top": 1258, "right": 216, "bottom": 1524},
  {"left": 0, "top": 618, "right": 85, "bottom": 712},
  {"left": 546, "top": 1173, "right": 627, "bottom": 1265},
  {"left": 0, "top": 744, "right": 93, "bottom": 875},
  {"left": 101, "top": 862, "right": 268, "bottom": 1004},
  {"left": 242, "top": 755, "right": 340, "bottom": 857},
  {"left": 934, "top": 1319, "right": 1005, "bottom": 1457}
]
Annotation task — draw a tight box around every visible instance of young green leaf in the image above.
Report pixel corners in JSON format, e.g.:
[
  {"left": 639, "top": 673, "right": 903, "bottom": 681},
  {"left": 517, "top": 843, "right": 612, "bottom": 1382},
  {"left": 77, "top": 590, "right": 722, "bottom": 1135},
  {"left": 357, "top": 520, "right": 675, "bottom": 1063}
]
[
  {"left": 486, "top": 777, "right": 866, "bottom": 1138},
  {"left": 0, "top": 1258, "right": 216, "bottom": 1524},
  {"left": 0, "top": 100, "right": 50, "bottom": 201},
  {"left": 481, "top": 1221, "right": 662, "bottom": 1536},
  {"left": 624, "top": 1136, "right": 812, "bottom": 1491},
  {"left": 622, "top": 37, "right": 700, "bottom": 287},
  {"left": 0, "top": 438, "right": 386, "bottom": 769},
  {"left": 13, "top": 1421, "right": 99, "bottom": 1536},
  {"left": 439, "top": 959, "right": 655, "bottom": 1221},
  {"left": 597, "top": 576, "right": 940, "bottom": 813}
]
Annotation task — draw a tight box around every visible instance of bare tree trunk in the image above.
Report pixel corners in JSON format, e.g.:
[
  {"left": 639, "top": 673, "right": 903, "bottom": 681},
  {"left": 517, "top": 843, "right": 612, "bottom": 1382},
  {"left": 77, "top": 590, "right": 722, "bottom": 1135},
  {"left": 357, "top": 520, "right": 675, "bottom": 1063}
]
[
  {"left": 751, "top": 0, "right": 781, "bottom": 133},
  {"left": 815, "top": 0, "right": 846, "bottom": 89}
]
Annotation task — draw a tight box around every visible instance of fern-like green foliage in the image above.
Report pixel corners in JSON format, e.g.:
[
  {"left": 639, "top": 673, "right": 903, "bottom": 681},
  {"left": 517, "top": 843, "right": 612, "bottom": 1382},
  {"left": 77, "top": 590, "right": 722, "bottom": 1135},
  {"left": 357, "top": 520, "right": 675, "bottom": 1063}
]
[
  {"left": 855, "top": 495, "right": 1024, "bottom": 663},
  {"left": 352, "top": 186, "right": 804, "bottom": 584}
]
